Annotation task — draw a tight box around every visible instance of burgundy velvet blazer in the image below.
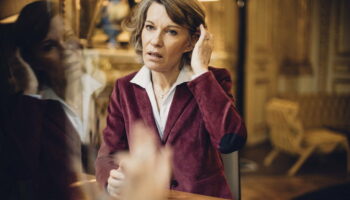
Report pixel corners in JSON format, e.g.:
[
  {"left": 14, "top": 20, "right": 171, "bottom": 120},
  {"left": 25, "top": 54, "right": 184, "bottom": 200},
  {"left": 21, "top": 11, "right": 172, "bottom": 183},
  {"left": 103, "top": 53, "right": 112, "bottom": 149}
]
[{"left": 95, "top": 67, "right": 247, "bottom": 199}]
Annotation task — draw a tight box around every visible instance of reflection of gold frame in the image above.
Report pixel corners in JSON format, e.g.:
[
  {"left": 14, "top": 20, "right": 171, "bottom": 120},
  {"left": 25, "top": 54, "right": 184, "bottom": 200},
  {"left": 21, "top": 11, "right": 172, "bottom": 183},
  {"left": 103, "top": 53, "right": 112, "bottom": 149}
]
[
  {"left": 86, "top": 0, "right": 104, "bottom": 46},
  {"left": 60, "top": 0, "right": 81, "bottom": 36}
]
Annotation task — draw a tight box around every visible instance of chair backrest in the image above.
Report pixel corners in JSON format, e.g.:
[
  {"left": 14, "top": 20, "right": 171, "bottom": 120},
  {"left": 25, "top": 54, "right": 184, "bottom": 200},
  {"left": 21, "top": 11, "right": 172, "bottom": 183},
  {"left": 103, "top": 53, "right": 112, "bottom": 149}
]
[
  {"left": 266, "top": 98, "right": 304, "bottom": 154},
  {"left": 222, "top": 151, "right": 240, "bottom": 200},
  {"left": 281, "top": 94, "right": 350, "bottom": 130}
]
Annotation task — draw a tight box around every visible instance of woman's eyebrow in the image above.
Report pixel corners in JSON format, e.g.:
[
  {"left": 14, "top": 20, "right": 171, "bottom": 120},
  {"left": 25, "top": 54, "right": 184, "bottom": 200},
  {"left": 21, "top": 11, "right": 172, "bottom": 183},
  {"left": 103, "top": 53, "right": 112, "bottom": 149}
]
[
  {"left": 166, "top": 25, "right": 182, "bottom": 29},
  {"left": 145, "top": 20, "right": 182, "bottom": 29},
  {"left": 145, "top": 20, "right": 154, "bottom": 24}
]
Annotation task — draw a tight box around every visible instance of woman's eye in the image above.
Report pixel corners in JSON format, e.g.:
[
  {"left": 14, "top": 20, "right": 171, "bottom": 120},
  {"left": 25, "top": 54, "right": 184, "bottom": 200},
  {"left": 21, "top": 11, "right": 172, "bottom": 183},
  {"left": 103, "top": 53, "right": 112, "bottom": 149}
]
[
  {"left": 167, "top": 30, "right": 178, "bottom": 36},
  {"left": 42, "top": 44, "right": 55, "bottom": 52},
  {"left": 145, "top": 25, "right": 154, "bottom": 31},
  {"left": 40, "top": 42, "right": 58, "bottom": 52}
]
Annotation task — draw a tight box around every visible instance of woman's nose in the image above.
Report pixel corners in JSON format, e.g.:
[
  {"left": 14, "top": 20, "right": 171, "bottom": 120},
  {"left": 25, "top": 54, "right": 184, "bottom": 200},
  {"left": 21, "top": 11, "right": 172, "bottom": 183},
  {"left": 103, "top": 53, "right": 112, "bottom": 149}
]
[
  {"left": 58, "top": 40, "right": 70, "bottom": 59},
  {"left": 150, "top": 32, "right": 163, "bottom": 47},
  {"left": 57, "top": 40, "right": 66, "bottom": 51}
]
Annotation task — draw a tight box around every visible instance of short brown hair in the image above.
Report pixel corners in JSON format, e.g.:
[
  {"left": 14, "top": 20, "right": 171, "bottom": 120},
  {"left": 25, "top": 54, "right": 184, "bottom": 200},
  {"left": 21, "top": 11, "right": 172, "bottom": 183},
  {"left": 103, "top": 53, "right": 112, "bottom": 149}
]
[{"left": 124, "top": 0, "right": 206, "bottom": 65}]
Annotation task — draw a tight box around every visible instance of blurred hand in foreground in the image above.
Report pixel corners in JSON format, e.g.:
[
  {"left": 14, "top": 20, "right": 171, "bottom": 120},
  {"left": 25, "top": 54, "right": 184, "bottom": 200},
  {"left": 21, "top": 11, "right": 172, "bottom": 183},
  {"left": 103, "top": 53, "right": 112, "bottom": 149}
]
[{"left": 107, "top": 122, "right": 172, "bottom": 200}]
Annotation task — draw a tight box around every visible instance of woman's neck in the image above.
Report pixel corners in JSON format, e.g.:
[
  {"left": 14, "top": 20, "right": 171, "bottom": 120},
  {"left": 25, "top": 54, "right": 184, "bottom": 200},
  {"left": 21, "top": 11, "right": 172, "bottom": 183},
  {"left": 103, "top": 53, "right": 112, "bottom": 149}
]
[
  {"left": 151, "top": 67, "right": 180, "bottom": 92},
  {"left": 64, "top": 78, "right": 83, "bottom": 117}
]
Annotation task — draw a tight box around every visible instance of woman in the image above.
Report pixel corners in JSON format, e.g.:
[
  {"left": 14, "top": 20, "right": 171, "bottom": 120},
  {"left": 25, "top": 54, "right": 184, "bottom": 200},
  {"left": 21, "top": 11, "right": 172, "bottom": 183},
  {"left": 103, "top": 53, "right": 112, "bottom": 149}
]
[
  {"left": 13, "top": 1, "right": 67, "bottom": 98},
  {"left": 0, "top": 7, "right": 80, "bottom": 199},
  {"left": 95, "top": 0, "right": 247, "bottom": 199},
  {"left": 13, "top": 0, "right": 105, "bottom": 166}
]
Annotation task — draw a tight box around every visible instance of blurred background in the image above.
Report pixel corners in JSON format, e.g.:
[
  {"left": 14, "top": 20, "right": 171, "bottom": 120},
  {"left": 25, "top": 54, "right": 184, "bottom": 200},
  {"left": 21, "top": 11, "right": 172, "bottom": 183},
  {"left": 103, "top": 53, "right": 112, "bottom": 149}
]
[{"left": 1, "top": 0, "right": 349, "bottom": 199}]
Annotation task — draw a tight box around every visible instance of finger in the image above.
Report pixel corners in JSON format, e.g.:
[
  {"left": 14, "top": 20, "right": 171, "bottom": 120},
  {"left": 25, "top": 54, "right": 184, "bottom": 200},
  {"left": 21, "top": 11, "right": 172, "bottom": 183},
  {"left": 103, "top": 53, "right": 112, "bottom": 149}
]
[
  {"left": 107, "top": 185, "right": 122, "bottom": 198},
  {"left": 110, "top": 169, "right": 125, "bottom": 179},
  {"left": 108, "top": 176, "right": 124, "bottom": 188},
  {"left": 197, "top": 24, "right": 208, "bottom": 44},
  {"left": 206, "top": 33, "right": 214, "bottom": 46}
]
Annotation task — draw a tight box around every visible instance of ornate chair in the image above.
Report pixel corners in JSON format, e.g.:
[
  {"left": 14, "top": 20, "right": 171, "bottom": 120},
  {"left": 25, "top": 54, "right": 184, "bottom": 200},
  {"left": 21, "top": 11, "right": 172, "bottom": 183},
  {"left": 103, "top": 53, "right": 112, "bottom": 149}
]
[{"left": 264, "top": 98, "right": 350, "bottom": 176}]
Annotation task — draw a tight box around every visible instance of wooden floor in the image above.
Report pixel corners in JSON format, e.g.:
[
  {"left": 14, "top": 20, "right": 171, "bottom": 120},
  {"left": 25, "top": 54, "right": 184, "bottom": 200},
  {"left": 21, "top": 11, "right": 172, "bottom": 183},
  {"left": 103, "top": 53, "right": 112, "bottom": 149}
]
[{"left": 240, "top": 143, "right": 350, "bottom": 200}]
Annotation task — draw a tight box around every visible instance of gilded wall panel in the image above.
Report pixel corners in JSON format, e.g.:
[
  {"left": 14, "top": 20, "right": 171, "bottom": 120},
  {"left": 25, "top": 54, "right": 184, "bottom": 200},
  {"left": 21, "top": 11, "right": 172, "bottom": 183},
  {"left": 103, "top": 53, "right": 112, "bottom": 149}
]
[{"left": 245, "top": 0, "right": 278, "bottom": 145}]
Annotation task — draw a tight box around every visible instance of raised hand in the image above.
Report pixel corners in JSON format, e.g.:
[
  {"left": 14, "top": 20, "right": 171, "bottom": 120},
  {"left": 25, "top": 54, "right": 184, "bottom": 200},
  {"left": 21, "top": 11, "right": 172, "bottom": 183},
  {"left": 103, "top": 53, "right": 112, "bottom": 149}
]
[
  {"left": 10, "top": 49, "right": 38, "bottom": 94},
  {"left": 190, "top": 24, "right": 213, "bottom": 75}
]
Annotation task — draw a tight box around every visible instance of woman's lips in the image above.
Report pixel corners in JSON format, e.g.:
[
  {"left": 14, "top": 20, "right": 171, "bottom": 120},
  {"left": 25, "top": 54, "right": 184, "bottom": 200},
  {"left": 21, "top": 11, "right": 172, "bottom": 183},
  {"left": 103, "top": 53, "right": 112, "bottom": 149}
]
[{"left": 147, "top": 52, "right": 163, "bottom": 60}]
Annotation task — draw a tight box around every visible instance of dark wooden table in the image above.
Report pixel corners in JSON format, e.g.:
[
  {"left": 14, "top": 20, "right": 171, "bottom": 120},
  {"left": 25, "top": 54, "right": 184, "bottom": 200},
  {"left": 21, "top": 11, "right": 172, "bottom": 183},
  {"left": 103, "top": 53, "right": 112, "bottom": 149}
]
[
  {"left": 71, "top": 176, "right": 229, "bottom": 200},
  {"left": 168, "top": 190, "right": 229, "bottom": 200}
]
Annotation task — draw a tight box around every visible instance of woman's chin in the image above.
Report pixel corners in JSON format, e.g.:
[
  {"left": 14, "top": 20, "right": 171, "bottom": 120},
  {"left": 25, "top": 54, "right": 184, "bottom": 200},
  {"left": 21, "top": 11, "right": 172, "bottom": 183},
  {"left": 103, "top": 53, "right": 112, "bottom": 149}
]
[
  {"left": 144, "top": 63, "right": 164, "bottom": 72},
  {"left": 65, "top": 72, "right": 83, "bottom": 83}
]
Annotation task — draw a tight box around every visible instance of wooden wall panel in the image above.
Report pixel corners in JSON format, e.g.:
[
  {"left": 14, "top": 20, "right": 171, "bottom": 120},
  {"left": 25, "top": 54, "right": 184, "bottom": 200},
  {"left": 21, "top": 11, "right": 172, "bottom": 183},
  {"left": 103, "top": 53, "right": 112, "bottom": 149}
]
[
  {"left": 332, "top": 80, "right": 350, "bottom": 94},
  {"left": 245, "top": 0, "right": 277, "bottom": 145},
  {"left": 203, "top": 0, "right": 239, "bottom": 92},
  {"left": 327, "top": 0, "right": 350, "bottom": 93},
  {"left": 336, "top": 0, "right": 350, "bottom": 55},
  {"left": 245, "top": 0, "right": 350, "bottom": 146}
]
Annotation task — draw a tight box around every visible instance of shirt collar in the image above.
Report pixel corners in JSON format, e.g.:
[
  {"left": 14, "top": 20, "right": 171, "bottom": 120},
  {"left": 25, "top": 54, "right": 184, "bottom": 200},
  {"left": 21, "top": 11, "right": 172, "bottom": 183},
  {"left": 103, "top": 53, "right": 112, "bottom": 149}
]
[
  {"left": 130, "top": 64, "right": 194, "bottom": 89},
  {"left": 130, "top": 65, "right": 152, "bottom": 88},
  {"left": 40, "top": 87, "right": 76, "bottom": 115}
]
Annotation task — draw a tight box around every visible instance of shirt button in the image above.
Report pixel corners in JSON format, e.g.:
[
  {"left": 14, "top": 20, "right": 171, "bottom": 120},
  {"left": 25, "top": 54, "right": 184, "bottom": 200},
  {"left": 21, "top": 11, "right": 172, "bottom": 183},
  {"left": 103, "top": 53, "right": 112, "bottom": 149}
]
[{"left": 171, "top": 180, "right": 179, "bottom": 187}]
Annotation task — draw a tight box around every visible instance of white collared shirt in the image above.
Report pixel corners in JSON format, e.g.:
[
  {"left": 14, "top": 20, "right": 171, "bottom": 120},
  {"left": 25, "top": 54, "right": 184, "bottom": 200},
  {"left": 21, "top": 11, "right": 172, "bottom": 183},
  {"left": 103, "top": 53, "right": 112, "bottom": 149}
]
[
  {"left": 130, "top": 65, "right": 203, "bottom": 138},
  {"left": 27, "top": 74, "right": 103, "bottom": 144}
]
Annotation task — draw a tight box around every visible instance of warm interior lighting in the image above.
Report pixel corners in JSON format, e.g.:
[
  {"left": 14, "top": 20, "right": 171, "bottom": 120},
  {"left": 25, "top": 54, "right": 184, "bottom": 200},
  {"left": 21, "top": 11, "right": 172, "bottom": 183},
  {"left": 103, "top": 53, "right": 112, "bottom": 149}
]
[
  {"left": 134, "top": 0, "right": 219, "bottom": 2},
  {"left": 199, "top": 0, "right": 220, "bottom": 2},
  {"left": 0, "top": 14, "right": 18, "bottom": 24}
]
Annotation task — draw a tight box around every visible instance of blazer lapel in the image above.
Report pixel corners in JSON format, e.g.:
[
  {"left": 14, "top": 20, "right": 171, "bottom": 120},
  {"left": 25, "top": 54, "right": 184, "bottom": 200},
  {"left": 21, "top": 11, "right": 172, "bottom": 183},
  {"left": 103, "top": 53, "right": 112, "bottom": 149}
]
[
  {"left": 162, "top": 83, "right": 193, "bottom": 143},
  {"left": 133, "top": 85, "right": 162, "bottom": 142}
]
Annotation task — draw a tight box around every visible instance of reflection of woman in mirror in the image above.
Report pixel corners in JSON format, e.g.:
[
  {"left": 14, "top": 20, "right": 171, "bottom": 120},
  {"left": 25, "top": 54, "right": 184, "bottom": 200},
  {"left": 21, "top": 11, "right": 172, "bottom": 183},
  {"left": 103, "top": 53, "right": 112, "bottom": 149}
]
[
  {"left": 13, "top": 0, "right": 70, "bottom": 101},
  {"left": 13, "top": 0, "right": 105, "bottom": 159},
  {"left": 95, "top": 0, "right": 247, "bottom": 199},
  {"left": 0, "top": 3, "right": 80, "bottom": 199}
]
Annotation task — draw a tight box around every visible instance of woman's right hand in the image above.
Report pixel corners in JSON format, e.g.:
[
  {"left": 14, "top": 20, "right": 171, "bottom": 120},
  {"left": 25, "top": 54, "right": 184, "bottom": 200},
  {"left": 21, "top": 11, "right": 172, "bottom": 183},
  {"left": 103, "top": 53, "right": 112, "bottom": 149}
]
[
  {"left": 10, "top": 49, "right": 38, "bottom": 94},
  {"left": 107, "top": 168, "right": 125, "bottom": 199}
]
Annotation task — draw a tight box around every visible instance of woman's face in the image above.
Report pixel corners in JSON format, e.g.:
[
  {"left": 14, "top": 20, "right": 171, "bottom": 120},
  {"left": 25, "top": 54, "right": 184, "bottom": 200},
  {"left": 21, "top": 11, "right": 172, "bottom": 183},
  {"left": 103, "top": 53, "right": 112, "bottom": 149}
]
[
  {"left": 31, "top": 15, "right": 67, "bottom": 87},
  {"left": 141, "top": 2, "right": 194, "bottom": 73}
]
